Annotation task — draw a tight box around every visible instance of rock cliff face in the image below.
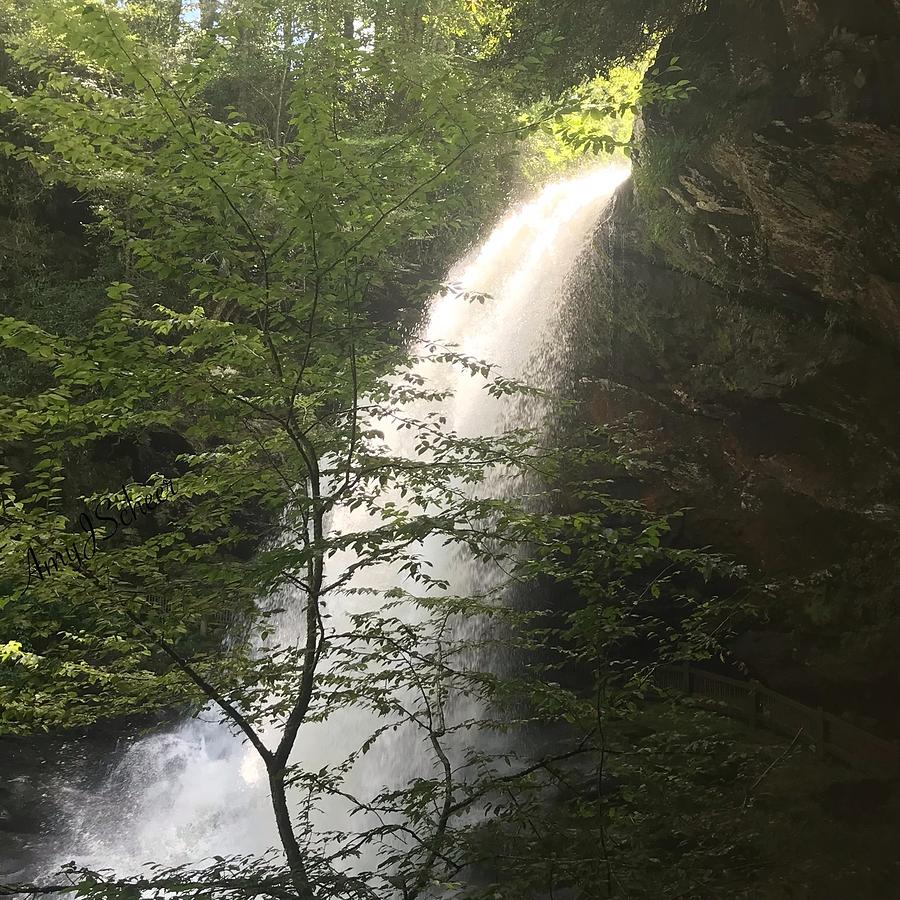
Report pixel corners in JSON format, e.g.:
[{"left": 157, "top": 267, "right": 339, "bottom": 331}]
[{"left": 567, "top": 0, "right": 900, "bottom": 726}]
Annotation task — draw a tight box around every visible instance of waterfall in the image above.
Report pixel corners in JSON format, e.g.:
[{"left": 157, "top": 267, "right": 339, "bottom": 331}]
[{"left": 34, "top": 163, "right": 630, "bottom": 883}]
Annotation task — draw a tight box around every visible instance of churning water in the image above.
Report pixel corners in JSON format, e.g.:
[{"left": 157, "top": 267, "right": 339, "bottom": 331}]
[{"left": 32, "top": 164, "right": 630, "bottom": 883}]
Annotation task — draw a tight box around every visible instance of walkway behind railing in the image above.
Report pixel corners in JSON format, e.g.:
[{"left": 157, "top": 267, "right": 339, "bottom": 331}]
[
  {"left": 656, "top": 663, "right": 900, "bottom": 779},
  {"left": 146, "top": 594, "right": 239, "bottom": 635}
]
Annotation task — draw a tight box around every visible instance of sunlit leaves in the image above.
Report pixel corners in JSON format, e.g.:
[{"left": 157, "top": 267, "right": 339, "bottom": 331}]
[{"left": 0, "top": 3, "right": 748, "bottom": 898}]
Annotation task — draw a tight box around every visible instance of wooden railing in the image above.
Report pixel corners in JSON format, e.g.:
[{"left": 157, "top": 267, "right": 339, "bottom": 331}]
[
  {"left": 145, "top": 594, "right": 239, "bottom": 634},
  {"left": 655, "top": 663, "right": 900, "bottom": 779}
]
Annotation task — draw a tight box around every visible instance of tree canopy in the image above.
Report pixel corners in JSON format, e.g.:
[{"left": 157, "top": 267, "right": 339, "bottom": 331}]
[{"left": 0, "top": 2, "right": 758, "bottom": 899}]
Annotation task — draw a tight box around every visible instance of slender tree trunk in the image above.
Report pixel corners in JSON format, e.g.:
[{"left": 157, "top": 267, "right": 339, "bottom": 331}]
[
  {"left": 268, "top": 767, "right": 314, "bottom": 900},
  {"left": 199, "top": 0, "right": 218, "bottom": 31},
  {"left": 274, "top": 11, "right": 294, "bottom": 145},
  {"left": 168, "top": 0, "right": 183, "bottom": 44}
]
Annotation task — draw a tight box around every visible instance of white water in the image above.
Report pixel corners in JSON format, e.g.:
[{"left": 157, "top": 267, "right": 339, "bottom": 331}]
[{"left": 43, "top": 164, "right": 630, "bottom": 882}]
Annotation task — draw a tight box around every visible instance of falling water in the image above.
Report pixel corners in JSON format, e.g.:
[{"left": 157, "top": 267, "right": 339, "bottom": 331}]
[{"left": 28, "top": 163, "right": 630, "bottom": 883}]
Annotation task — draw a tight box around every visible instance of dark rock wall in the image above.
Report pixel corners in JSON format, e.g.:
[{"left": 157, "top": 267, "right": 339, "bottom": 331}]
[{"left": 566, "top": 0, "right": 900, "bottom": 727}]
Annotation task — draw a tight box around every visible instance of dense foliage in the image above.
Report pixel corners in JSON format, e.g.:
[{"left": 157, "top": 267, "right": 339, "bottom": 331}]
[
  {"left": 495, "top": 0, "right": 705, "bottom": 97},
  {"left": 0, "top": 2, "right": 787, "bottom": 899}
]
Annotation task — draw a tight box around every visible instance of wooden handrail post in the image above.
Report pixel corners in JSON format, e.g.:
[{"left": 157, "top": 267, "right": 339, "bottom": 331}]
[
  {"left": 815, "top": 706, "right": 826, "bottom": 758},
  {"left": 747, "top": 686, "right": 759, "bottom": 726},
  {"left": 659, "top": 664, "right": 898, "bottom": 777}
]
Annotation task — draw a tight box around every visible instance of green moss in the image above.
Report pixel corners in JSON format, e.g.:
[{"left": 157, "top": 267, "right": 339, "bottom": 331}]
[
  {"left": 631, "top": 131, "right": 706, "bottom": 267},
  {"left": 635, "top": 129, "right": 698, "bottom": 195},
  {"left": 632, "top": 154, "right": 746, "bottom": 290}
]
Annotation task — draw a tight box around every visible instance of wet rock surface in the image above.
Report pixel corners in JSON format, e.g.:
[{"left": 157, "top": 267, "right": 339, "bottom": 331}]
[
  {"left": 0, "top": 738, "right": 66, "bottom": 880},
  {"left": 567, "top": 0, "right": 900, "bottom": 730},
  {"left": 0, "top": 719, "right": 169, "bottom": 880}
]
